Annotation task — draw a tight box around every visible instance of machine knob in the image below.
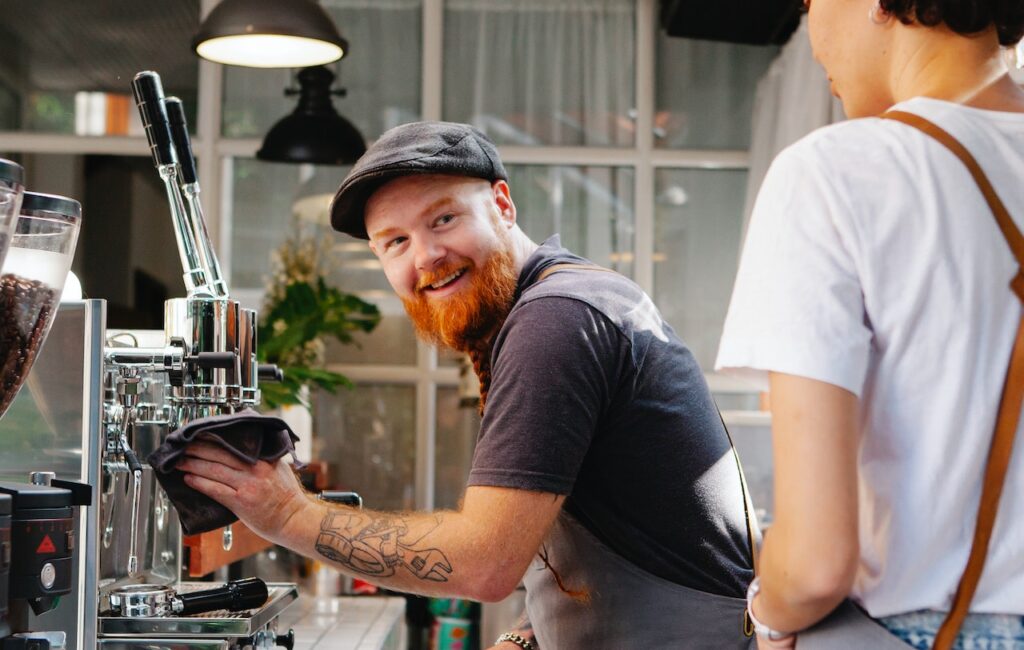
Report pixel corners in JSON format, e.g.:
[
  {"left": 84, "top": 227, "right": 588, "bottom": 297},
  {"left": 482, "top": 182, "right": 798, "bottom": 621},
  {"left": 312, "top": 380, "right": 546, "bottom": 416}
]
[
  {"left": 275, "top": 629, "right": 295, "bottom": 650},
  {"left": 29, "top": 472, "right": 55, "bottom": 486},
  {"left": 40, "top": 562, "right": 56, "bottom": 589}
]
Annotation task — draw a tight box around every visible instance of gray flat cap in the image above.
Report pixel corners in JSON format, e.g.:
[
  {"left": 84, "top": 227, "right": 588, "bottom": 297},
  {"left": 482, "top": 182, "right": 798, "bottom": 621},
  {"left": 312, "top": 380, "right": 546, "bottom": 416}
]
[{"left": 329, "top": 121, "right": 508, "bottom": 239}]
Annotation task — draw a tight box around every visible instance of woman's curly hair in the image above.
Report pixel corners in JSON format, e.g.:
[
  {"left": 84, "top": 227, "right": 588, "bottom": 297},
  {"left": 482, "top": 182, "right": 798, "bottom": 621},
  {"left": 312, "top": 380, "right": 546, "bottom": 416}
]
[{"left": 879, "top": 0, "right": 1024, "bottom": 45}]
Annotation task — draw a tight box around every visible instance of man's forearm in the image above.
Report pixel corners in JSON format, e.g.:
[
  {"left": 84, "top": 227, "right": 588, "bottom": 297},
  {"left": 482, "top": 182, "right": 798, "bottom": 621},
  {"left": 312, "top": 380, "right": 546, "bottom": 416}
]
[{"left": 274, "top": 498, "right": 504, "bottom": 600}]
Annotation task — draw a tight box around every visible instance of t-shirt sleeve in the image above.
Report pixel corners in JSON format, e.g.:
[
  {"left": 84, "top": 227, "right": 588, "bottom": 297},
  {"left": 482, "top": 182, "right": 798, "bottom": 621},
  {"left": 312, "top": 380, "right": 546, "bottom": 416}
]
[
  {"left": 715, "top": 144, "right": 872, "bottom": 396},
  {"left": 467, "top": 295, "right": 624, "bottom": 494}
]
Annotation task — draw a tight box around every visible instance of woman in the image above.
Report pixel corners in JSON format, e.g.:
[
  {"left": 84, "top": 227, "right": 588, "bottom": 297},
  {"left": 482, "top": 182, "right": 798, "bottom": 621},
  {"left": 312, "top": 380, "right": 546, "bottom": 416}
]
[{"left": 716, "top": 0, "right": 1024, "bottom": 648}]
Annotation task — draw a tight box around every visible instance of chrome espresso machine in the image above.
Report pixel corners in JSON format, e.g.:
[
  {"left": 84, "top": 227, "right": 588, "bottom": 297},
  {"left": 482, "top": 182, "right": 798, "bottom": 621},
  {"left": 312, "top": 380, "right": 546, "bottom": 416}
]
[{"left": 0, "top": 71, "right": 299, "bottom": 649}]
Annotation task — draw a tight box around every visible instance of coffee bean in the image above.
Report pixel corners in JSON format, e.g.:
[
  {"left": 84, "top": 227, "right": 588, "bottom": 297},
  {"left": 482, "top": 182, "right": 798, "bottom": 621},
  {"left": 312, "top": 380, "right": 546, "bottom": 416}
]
[{"left": 0, "top": 274, "right": 57, "bottom": 415}]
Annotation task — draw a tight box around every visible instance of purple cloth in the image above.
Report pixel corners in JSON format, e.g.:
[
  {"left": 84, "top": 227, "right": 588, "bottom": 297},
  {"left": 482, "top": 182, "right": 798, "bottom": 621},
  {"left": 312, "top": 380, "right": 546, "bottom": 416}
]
[{"left": 148, "top": 408, "right": 302, "bottom": 535}]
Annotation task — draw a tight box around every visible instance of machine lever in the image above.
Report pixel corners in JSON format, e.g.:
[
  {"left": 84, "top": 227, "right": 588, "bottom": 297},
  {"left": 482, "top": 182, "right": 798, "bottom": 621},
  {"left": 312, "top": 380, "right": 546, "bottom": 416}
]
[
  {"left": 258, "top": 364, "right": 284, "bottom": 383},
  {"left": 131, "top": 71, "right": 176, "bottom": 168},
  {"left": 164, "top": 97, "right": 198, "bottom": 185}
]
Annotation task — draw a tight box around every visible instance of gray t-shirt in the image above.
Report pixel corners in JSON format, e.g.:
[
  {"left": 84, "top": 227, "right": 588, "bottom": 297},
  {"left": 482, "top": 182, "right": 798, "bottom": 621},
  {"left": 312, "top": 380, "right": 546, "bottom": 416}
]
[{"left": 467, "top": 236, "right": 753, "bottom": 597}]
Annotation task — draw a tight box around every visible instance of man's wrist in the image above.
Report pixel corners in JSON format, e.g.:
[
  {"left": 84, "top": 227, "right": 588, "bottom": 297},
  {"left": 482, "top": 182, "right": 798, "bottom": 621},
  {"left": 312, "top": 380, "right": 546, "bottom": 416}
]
[{"left": 746, "top": 577, "right": 797, "bottom": 641}]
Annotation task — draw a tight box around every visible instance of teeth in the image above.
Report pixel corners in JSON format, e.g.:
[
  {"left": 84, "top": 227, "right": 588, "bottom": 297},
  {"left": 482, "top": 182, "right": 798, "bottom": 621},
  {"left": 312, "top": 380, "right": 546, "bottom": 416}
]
[{"left": 429, "top": 270, "right": 463, "bottom": 290}]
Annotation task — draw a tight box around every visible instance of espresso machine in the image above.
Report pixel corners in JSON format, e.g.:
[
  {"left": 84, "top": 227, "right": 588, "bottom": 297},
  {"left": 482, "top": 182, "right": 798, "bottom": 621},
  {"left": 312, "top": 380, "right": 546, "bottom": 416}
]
[
  {"left": 0, "top": 70, "right": 299, "bottom": 649},
  {"left": 89, "top": 71, "right": 298, "bottom": 648}
]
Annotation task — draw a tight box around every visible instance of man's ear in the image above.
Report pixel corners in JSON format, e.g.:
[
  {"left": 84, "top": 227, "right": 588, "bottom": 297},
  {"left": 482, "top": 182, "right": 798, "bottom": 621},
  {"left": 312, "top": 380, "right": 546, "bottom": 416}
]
[
  {"left": 367, "top": 239, "right": 379, "bottom": 257},
  {"left": 491, "top": 180, "right": 516, "bottom": 227}
]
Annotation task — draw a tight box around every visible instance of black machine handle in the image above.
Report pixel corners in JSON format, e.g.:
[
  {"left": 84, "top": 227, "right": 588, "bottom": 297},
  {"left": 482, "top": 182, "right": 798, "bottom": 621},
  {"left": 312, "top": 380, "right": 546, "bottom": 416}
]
[
  {"left": 188, "top": 351, "right": 237, "bottom": 370},
  {"left": 177, "top": 577, "right": 268, "bottom": 616},
  {"left": 258, "top": 364, "right": 284, "bottom": 383},
  {"left": 318, "top": 491, "right": 363, "bottom": 507},
  {"left": 131, "top": 71, "right": 176, "bottom": 168},
  {"left": 121, "top": 447, "right": 144, "bottom": 475},
  {"left": 164, "top": 96, "right": 198, "bottom": 185},
  {"left": 276, "top": 630, "right": 295, "bottom": 650}
]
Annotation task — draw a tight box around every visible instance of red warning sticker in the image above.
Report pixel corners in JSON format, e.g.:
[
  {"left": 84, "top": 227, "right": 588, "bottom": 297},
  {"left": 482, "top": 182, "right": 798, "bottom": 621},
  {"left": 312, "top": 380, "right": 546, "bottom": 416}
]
[{"left": 36, "top": 535, "right": 56, "bottom": 554}]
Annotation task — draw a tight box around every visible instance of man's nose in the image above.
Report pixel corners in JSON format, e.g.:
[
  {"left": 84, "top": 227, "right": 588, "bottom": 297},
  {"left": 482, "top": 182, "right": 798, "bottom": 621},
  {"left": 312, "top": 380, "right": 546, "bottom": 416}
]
[{"left": 412, "top": 236, "right": 446, "bottom": 271}]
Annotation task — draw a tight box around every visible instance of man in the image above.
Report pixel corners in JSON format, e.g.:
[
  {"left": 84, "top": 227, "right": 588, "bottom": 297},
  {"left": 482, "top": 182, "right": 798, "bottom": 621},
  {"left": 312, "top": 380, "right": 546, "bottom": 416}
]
[{"left": 179, "top": 121, "right": 756, "bottom": 648}]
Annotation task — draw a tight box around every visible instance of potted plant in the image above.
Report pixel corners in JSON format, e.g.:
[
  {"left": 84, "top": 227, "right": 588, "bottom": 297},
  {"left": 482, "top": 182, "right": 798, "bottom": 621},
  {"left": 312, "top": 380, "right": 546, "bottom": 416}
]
[{"left": 258, "top": 229, "right": 380, "bottom": 411}]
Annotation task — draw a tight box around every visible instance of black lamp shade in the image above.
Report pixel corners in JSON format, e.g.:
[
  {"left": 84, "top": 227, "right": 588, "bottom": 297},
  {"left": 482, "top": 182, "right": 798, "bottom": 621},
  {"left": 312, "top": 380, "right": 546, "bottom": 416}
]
[
  {"left": 194, "top": 0, "right": 348, "bottom": 68},
  {"left": 257, "top": 66, "right": 367, "bottom": 165}
]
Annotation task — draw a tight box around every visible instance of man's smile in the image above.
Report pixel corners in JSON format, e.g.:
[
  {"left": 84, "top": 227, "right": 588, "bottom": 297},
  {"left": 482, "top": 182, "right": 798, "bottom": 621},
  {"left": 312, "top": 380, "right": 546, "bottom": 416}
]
[{"left": 417, "top": 266, "right": 469, "bottom": 297}]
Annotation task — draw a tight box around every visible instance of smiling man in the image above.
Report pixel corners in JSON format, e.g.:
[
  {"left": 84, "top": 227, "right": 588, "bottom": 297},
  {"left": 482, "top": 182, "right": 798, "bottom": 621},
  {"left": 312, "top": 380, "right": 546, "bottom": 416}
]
[{"left": 178, "top": 121, "right": 756, "bottom": 649}]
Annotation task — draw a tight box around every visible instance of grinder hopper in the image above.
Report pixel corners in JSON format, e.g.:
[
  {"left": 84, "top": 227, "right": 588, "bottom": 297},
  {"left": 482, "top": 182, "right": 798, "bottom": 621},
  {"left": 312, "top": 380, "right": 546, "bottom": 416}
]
[{"left": 0, "top": 191, "right": 81, "bottom": 419}]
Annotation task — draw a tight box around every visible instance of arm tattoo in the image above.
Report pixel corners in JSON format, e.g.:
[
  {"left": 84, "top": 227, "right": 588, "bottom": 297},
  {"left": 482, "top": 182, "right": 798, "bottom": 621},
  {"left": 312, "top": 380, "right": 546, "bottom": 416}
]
[{"left": 315, "top": 511, "right": 453, "bottom": 583}]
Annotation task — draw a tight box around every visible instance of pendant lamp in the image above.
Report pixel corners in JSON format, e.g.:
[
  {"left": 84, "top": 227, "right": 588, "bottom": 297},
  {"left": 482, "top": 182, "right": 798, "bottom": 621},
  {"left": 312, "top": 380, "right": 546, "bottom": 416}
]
[
  {"left": 256, "top": 66, "right": 367, "bottom": 165},
  {"left": 194, "top": 0, "right": 347, "bottom": 68}
]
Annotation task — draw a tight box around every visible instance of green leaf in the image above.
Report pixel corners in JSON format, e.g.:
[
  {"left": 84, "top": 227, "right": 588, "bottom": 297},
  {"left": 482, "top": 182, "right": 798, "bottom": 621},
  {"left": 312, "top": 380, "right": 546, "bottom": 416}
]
[{"left": 257, "top": 275, "right": 381, "bottom": 409}]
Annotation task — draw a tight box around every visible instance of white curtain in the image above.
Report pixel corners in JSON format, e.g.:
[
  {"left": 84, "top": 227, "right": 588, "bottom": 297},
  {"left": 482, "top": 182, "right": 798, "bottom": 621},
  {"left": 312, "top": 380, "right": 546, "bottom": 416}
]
[
  {"left": 444, "top": 0, "right": 636, "bottom": 147},
  {"left": 741, "top": 16, "right": 844, "bottom": 238}
]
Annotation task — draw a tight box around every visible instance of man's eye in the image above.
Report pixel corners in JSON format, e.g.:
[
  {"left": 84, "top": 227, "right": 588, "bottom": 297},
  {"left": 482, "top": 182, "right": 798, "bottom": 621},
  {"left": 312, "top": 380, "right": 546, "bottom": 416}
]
[
  {"left": 385, "top": 236, "right": 406, "bottom": 250},
  {"left": 435, "top": 214, "right": 455, "bottom": 226}
]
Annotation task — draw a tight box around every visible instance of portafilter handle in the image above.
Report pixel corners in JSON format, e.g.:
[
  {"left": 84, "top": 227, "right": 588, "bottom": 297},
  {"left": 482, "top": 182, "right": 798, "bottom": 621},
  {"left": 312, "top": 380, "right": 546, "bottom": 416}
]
[{"left": 175, "top": 577, "right": 269, "bottom": 616}]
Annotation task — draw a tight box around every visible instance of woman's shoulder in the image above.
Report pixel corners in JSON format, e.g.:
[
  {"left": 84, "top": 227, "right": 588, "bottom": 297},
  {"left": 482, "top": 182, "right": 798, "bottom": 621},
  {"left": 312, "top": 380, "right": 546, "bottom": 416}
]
[{"left": 777, "top": 116, "right": 907, "bottom": 171}]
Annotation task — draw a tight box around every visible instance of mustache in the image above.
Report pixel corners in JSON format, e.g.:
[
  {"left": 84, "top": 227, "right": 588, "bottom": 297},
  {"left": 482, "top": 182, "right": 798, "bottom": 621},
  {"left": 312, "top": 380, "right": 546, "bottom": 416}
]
[{"left": 414, "top": 260, "right": 472, "bottom": 292}]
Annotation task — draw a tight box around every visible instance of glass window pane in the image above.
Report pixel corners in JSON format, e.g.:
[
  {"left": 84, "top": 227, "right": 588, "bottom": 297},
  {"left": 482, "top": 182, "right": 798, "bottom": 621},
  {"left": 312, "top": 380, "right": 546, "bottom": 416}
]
[
  {"left": 655, "top": 36, "right": 777, "bottom": 150},
  {"left": 221, "top": 0, "right": 422, "bottom": 139},
  {"left": 435, "top": 386, "right": 481, "bottom": 510},
  {"left": 653, "top": 168, "right": 748, "bottom": 369},
  {"left": 227, "top": 159, "right": 348, "bottom": 289},
  {"left": 314, "top": 384, "right": 416, "bottom": 511},
  {"left": 507, "top": 164, "right": 635, "bottom": 277},
  {"left": 227, "top": 158, "right": 415, "bottom": 364},
  {"left": 444, "top": 0, "right": 636, "bottom": 147},
  {"left": 0, "top": 0, "right": 200, "bottom": 134}
]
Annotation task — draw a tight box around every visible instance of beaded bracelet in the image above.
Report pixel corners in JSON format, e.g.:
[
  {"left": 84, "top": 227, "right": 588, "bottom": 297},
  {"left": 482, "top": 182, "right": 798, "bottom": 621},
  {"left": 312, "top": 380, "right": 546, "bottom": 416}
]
[{"left": 496, "top": 632, "right": 536, "bottom": 650}]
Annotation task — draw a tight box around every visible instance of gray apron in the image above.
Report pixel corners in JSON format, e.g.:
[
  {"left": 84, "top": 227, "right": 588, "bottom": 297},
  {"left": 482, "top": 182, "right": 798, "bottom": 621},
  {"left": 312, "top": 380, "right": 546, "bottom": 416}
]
[
  {"left": 523, "top": 512, "right": 755, "bottom": 649},
  {"left": 796, "top": 600, "right": 913, "bottom": 649}
]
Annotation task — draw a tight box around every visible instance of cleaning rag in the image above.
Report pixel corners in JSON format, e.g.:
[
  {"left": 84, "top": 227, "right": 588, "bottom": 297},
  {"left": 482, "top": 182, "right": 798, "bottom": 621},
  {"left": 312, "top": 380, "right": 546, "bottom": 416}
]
[{"left": 148, "top": 408, "right": 303, "bottom": 535}]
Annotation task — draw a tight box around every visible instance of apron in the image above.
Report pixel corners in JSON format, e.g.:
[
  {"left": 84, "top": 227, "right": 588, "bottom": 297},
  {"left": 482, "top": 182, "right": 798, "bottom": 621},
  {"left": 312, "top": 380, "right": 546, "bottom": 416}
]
[
  {"left": 523, "top": 512, "right": 755, "bottom": 649},
  {"left": 796, "top": 601, "right": 913, "bottom": 650}
]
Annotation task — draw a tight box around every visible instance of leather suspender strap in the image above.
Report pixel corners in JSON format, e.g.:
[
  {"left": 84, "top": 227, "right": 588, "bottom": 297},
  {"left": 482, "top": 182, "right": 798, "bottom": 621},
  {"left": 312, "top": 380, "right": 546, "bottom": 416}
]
[
  {"left": 883, "top": 111, "right": 1024, "bottom": 301},
  {"left": 535, "top": 262, "right": 615, "bottom": 282},
  {"left": 881, "top": 110, "right": 1024, "bottom": 650}
]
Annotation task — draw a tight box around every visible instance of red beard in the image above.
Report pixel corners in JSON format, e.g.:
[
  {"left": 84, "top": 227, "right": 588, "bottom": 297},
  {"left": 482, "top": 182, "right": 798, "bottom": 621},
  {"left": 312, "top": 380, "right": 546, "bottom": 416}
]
[{"left": 401, "top": 247, "right": 519, "bottom": 352}]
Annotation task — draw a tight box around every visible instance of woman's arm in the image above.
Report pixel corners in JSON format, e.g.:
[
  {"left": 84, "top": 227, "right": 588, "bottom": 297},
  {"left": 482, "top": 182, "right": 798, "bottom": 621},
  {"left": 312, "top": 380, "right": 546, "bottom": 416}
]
[{"left": 752, "top": 372, "right": 862, "bottom": 639}]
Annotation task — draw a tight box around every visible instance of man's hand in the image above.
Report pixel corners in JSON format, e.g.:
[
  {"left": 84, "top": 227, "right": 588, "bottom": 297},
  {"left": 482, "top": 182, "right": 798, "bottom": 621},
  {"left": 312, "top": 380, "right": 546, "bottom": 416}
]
[
  {"left": 176, "top": 439, "right": 310, "bottom": 544},
  {"left": 177, "top": 449, "right": 564, "bottom": 602}
]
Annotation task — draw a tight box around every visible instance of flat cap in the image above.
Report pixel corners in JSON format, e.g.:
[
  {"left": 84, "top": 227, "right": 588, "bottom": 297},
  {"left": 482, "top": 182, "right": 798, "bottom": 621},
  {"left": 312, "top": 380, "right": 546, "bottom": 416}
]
[{"left": 329, "top": 121, "right": 508, "bottom": 239}]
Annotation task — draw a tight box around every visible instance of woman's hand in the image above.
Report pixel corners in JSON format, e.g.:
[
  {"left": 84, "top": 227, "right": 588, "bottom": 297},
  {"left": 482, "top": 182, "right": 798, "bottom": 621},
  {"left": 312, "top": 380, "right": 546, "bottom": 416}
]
[{"left": 176, "top": 439, "right": 311, "bottom": 544}]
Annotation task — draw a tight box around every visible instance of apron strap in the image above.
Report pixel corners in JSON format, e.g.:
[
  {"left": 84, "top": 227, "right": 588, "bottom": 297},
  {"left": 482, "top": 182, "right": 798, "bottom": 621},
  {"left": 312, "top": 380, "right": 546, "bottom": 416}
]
[
  {"left": 881, "top": 110, "right": 1024, "bottom": 650},
  {"left": 536, "top": 262, "right": 615, "bottom": 282},
  {"left": 538, "top": 260, "right": 760, "bottom": 638}
]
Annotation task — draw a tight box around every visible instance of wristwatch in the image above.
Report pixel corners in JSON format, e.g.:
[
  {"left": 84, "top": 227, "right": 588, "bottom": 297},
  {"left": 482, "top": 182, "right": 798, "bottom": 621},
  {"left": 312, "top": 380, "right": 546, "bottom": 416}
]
[
  {"left": 746, "top": 577, "right": 797, "bottom": 641},
  {"left": 496, "top": 632, "right": 536, "bottom": 650}
]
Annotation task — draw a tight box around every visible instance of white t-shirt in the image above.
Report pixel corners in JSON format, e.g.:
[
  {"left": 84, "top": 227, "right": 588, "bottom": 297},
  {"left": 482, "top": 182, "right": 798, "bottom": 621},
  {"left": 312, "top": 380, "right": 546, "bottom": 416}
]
[{"left": 716, "top": 97, "right": 1024, "bottom": 617}]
